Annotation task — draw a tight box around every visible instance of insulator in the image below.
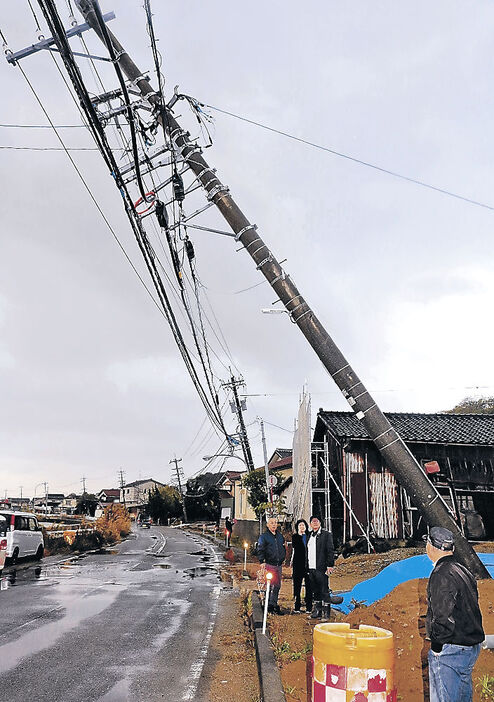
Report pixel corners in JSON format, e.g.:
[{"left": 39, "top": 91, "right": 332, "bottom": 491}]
[
  {"left": 172, "top": 170, "right": 185, "bottom": 202},
  {"left": 155, "top": 200, "right": 169, "bottom": 230},
  {"left": 185, "top": 238, "right": 195, "bottom": 262}
]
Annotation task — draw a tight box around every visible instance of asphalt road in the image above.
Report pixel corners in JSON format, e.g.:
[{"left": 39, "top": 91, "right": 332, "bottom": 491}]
[{"left": 0, "top": 526, "right": 225, "bottom": 702}]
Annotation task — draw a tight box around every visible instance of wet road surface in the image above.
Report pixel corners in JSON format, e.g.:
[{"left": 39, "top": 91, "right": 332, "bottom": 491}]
[{"left": 0, "top": 527, "right": 225, "bottom": 701}]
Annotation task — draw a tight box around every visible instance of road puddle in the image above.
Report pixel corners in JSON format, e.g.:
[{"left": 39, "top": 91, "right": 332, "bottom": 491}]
[{"left": 183, "top": 566, "right": 216, "bottom": 578}]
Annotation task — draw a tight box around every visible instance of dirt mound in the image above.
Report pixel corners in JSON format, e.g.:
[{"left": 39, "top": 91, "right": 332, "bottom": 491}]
[
  {"left": 274, "top": 578, "right": 494, "bottom": 702},
  {"left": 344, "top": 578, "right": 494, "bottom": 702}
]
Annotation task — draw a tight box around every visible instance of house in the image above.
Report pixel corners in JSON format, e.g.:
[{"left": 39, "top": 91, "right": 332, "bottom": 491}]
[
  {"left": 232, "top": 448, "right": 294, "bottom": 542},
  {"left": 60, "top": 494, "right": 78, "bottom": 514},
  {"left": 120, "top": 478, "right": 166, "bottom": 515},
  {"left": 97, "top": 489, "right": 120, "bottom": 503},
  {"left": 312, "top": 410, "right": 494, "bottom": 545},
  {"left": 32, "top": 493, "right": 65, "bottom": 514}
]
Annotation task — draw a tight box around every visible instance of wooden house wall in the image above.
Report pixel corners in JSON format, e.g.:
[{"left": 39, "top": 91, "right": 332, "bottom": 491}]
[{"left": 317, "top": 427, "right": 494, "bottom": 542}]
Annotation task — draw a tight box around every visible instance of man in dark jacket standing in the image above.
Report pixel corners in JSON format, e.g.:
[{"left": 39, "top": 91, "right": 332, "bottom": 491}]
[
  {"left": 257, "top": 516, "right": 286, "bottom": 614},
  {"left": 425, "top": 526, "right": 484, "bottom": 702},
  {"left": 307, "top": 515, "right": 335, "bottom": 619}
]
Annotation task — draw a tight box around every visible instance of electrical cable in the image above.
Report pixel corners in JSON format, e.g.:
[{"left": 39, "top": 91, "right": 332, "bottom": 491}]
[
  {"left": 15, "top": 62, "right": 165, "bottom": 320},
  {"left": 90, "top": 2, "right": 151, "bottom": 205},
  {"left": 36, "top": 0, "right": 228, "bottom": 435}
]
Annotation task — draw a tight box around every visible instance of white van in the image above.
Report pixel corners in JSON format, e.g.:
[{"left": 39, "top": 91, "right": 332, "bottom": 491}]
[
  {"left": 0, "top": 514, "right": 7, "bottom": 571},
  {"left": 0, "top": 511, "right": 44, "bottom": 563}
]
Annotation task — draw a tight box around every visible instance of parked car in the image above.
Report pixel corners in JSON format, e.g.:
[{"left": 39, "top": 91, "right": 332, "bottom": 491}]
[
  {"left": 138, "top": 517, "right": 152, "bottom": 529},
  {"left": 0, "top": 515, "right": 7, "bottom": 571},
  {"left": 0, "top": 511, "right": 44, "bottom": 564}
]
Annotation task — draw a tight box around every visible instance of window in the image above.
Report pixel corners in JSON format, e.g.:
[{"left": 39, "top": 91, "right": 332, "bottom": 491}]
[
  {"left": 15, "top": 516, "right": 29, "bottom": 530},
  {"left": 29, "top": 518, "right": 38, "bottom": 532}
]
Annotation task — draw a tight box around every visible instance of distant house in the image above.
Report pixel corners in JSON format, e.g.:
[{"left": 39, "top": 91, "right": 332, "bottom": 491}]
[
  {"left": 60, "top": 494, "right": 78, "bottom": 514},
  {"left": 97, "top": 489, "right": 120, "bottom": 503},
  {"left": 32, "top": 493, "right": 65, "bottom": 514},
  {"left": 313, "top": 410, "right": 494, "bottom": 545},
  {"left": 121, "top": 478, "right": 166, "bottom": 515}
]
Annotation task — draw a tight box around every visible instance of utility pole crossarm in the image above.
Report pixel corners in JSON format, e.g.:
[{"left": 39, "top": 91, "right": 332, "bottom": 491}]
[{"left": 74, "top": 0, "right": 489, "bottom": 578}]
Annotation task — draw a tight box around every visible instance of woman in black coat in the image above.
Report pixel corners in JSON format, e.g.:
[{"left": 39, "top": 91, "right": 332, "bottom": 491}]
[{"left": 290, "top": 519, "right": 312, "bottom": 612}]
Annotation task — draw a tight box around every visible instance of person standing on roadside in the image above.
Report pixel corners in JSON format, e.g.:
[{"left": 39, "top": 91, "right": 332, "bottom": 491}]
[
  {"left": 425, "top": 526, "right": 484, "bottom": 702},
  {"left": 257, "top": 516, "right": 286, "bottom": 614},
  {"left": 290, "top": 519, "right": 312, "bottom": 612},
  {"left": 307, "top": 515, "right": 335, "bottom": 619},
  {"left": 225, "top": 516, "right": 233, "bottom": 547}
]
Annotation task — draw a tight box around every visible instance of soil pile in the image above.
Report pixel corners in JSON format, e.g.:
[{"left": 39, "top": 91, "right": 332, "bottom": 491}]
[{"left": 276, "top": 578, "right": 494, "bottom": 702}]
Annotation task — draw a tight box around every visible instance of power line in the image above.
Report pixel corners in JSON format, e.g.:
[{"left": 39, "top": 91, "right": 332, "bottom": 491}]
[
  {"left": 0, "top": 123, "right": 86, "bottom": 128},
  {"left": 0, "top": 144, "right": 123, "bottom": 151}
]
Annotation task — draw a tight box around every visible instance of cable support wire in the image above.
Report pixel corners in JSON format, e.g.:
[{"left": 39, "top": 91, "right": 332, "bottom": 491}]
[
  {"left": 199, "top": 100, "right": 494, "bottom": 214},
  {"left": 34, "top": 0, "right": 228, "bottom": 437}
]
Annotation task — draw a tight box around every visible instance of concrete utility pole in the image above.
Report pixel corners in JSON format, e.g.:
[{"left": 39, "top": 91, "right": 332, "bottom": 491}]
[
  {"left": 72, "top": 0, "right": 488, "bottom": 578},
  {"left": 258, "top": 418, "right": 273, "bottom": 509},
  {"left": 223, "top": 373, "right": 254, "bottom": 472},
  {"left": 118, "top": 469, "right": 126, "bottom": 506},
  {"left": 169, "top": 456, "right": 188, "bottom": 522}
]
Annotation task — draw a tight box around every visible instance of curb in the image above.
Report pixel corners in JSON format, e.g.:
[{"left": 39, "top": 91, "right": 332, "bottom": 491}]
[{"left": 251, "top": 593, "right": 287, "bottom": 702}]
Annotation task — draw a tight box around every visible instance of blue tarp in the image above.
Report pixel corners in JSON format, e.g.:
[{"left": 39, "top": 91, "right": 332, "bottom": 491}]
[{"left": 336, "top": 553, "right": 494, "bottom": 614}]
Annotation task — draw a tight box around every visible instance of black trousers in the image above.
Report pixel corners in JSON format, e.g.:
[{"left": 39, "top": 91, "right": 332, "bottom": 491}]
[
  {"left": 308, "top": 569, "right": 329, "bottom": 603},
  {"left": 293, "top": 568, "right": 312, "bottom": 608}
]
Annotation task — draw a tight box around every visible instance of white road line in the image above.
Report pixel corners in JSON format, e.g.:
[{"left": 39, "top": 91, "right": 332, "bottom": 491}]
[{"left": 181, "top": 584, "right": 222, "bottom": 702}]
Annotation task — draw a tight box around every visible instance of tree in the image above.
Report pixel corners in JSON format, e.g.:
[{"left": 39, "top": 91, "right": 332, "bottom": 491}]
[
  {"left": 147, "top": 486, "right": 182, "bottom": 524},
  {"left": 76, "top": 493, "right": 98, "bottom": 516},
  {"left": 446, "top": 396, "right": 494, "bottom": 414},
  {"left": 242, "top": 468, "right": 285, "bottom": 518},
  {"left": 184, "top": 477, "right": 221, "bottom": 521}
]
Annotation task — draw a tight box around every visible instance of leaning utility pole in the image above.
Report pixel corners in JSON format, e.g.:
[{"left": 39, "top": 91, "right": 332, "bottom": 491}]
[
  {"left": 223, "top": 374, "right": 254, "bottom": 472},
  {"left": 169, "top": 456, "right": 188, "bottom": 522},
  {"left": 69, "top": 0, "right": 488, "bottom": 578}
]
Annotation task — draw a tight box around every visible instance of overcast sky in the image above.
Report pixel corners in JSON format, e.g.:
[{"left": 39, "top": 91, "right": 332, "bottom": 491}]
[{"left": 1, "top": 1, "right": 494, "bottom": 499}]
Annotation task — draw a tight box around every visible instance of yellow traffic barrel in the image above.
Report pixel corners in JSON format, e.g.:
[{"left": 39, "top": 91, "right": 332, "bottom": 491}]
[{"left": 308, "top": 622, "right": 396, "bottom": 701}]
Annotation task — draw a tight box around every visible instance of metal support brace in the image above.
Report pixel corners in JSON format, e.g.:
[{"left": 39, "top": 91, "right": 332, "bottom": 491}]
[
  {"left": 256, "top": 255, "right": 273, "bottom": 270},
  {"left": 292, "top": 309, "right": 311, "bottom": 323},
  {"left": 207, "top": 183, "right": 230, "bottom": 201},
  {"left": 5, "top": 11, "right": 116, "bottom": 65},
  {"left": 234, "top": 224, "right": 258, "bottom": 242}
]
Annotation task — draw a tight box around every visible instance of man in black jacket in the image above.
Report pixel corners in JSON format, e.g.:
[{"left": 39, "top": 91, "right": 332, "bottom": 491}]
[
  {"left": 306, "top": 515, "right": 335, "bottom": 619},
  {"left": 425, "top": 526, "right": 484, "bottom": 702},
  {"left": 257, "top": 516, "right": 286, "bottom": 614}
]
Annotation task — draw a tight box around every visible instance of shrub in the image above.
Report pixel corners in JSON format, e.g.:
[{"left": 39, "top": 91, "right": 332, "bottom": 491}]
[{"left": 95, "top": 503, "right": 131, "bottom": 543}]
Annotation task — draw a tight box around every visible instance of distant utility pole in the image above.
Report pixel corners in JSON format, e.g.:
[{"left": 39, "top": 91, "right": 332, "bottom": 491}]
[
  {"left": 118, "top": 469, "right": 126, "bottom": 506},
  {"left": 19, "top": 486, "right": 23, "bottom": 500},
  {"left": 169, "top": 456, "right": 188, "bottom": 522},
  {"left": 81, "top": 476, "right": 87, "bottom": 495},
  {"left": 50, "top": 0, "right": 488, "bottom": 577},
  {"left": 258, "top": 418, "right": 272, "bottom": 508},
  {"left": 43, "top": 481, "right": 48, "bottom": 515},
  {"left": 222, "top": 373, "right": 254, "bottom": 472}
]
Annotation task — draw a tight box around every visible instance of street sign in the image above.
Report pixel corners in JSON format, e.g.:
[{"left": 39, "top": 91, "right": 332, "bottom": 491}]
[{"left": 268, "top": 475, "right": 278, "bottom": 487}]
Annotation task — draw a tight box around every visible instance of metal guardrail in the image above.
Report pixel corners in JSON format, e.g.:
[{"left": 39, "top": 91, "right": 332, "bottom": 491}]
[{"left": 45, "top": 528, "right": 95, "bottom": 538}]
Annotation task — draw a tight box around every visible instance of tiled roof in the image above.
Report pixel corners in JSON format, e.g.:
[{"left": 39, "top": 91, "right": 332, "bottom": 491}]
[
  {"left": 124, "top": 478, "right": 165, "bottom": 488},
  {"left": 318, "top": 411, "right": 494, "bottom": 445},
  {"left": 273, "top": 448, "right": 292, "bottom": 458},
  {"left": 268, "top": 455, "right": 293, "bottom": 469}
]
